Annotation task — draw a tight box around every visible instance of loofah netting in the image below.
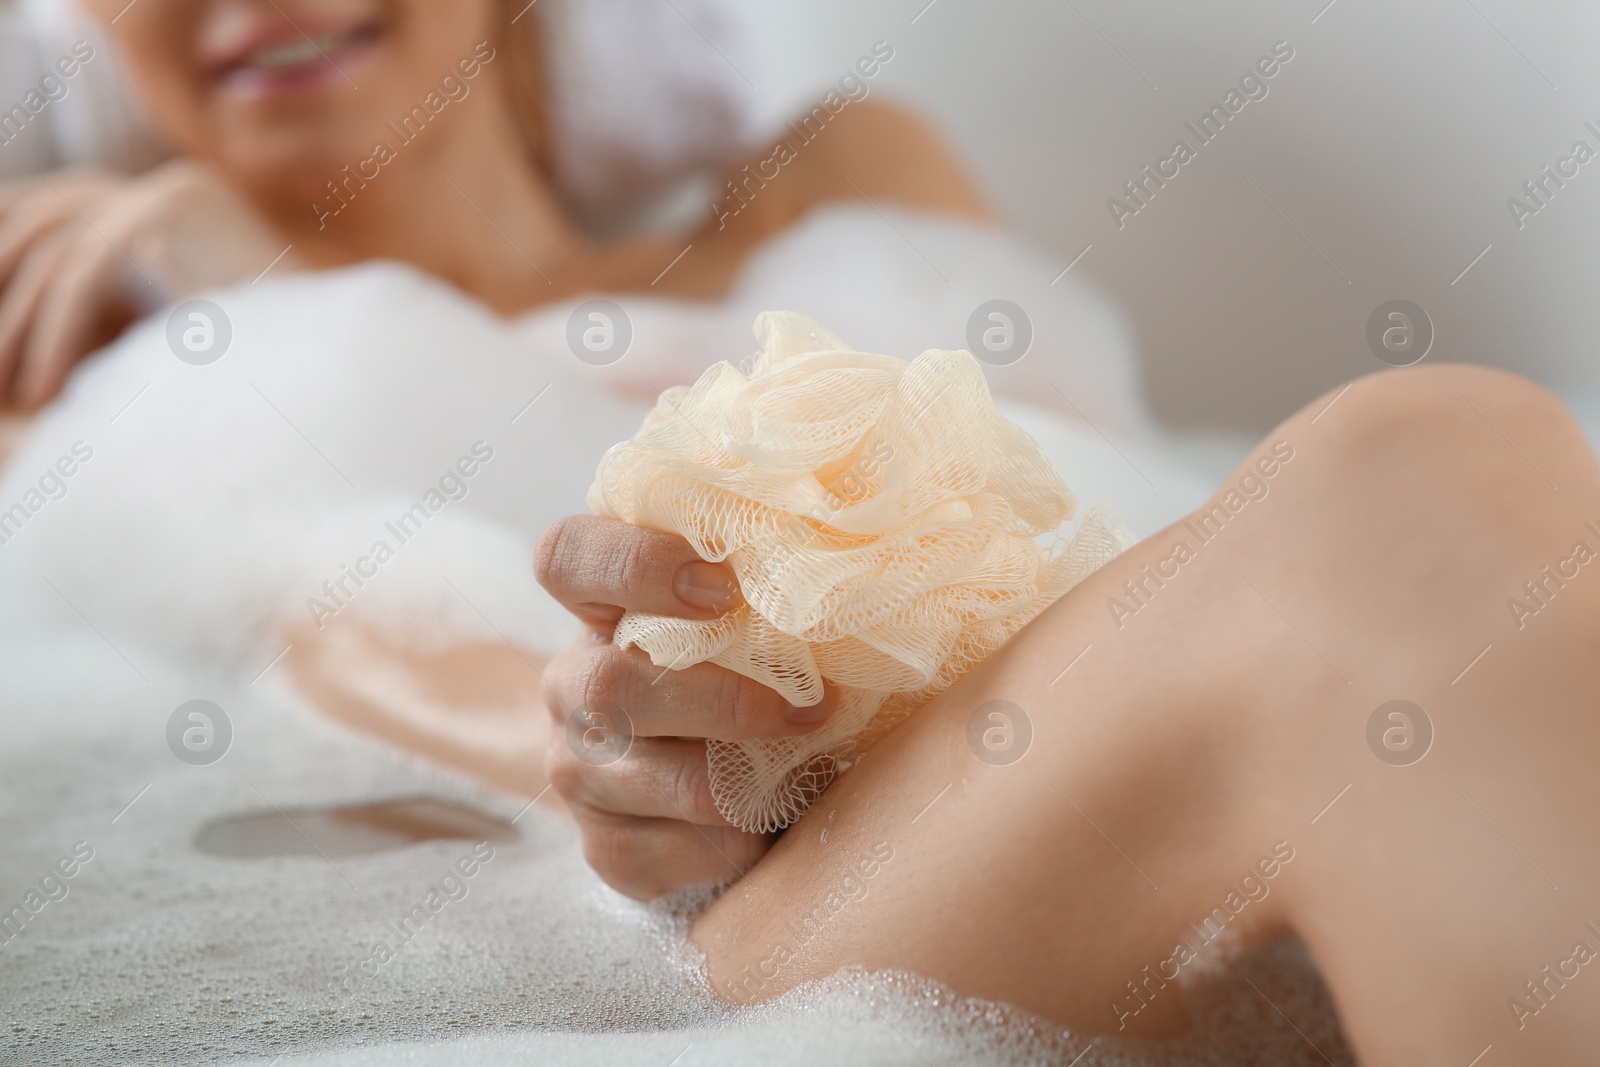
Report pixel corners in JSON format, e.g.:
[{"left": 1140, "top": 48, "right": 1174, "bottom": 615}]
[{"left": 587, "top": 311, "right": 1134, "bottom": 833}]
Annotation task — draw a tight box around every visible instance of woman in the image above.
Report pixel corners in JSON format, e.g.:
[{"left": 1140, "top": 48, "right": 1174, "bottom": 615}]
[
  {"left": 8, "top": 1, "right": 1595, "bottom": 1062},
  {"left": 0, "top": 0, "right": 1014, "bottom": 860},
  {"left": 0, "top": 0, "right": 985, "bottom": 407}
]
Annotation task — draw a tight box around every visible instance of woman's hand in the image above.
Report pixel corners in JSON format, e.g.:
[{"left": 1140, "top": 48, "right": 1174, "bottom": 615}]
[
  {"left": 535, "top": 515, "right": 834, "bottom": 900},
  {"left": 0, "top": 159, "right": 297, "bottom": 409}
]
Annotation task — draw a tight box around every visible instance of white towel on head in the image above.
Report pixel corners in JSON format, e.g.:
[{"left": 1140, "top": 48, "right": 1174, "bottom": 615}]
[
  {"left": 540, "top": 0, "right": 761, "bottom": 216},
  {"left": 6, "top": 0, "right": 761, "bottom": 217}
]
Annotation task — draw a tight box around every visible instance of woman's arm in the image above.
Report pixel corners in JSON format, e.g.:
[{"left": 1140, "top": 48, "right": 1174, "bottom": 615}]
[
  {"left": 0, "top": 161, "right": 300, "bottom": 409},
  {"left": 640, "top": 99, "right": 993, "bottom": 304},
  {"left": 746, "top": 97, "right": 993, "bottom": 228},
  {"left": 692, "top": 364, "right": 1600, "bottom": 1062}
]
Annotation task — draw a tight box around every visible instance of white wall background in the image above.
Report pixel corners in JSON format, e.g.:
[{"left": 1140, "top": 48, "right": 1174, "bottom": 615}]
[{"left": 740, "top": 0, "right": 1600, "bottom": 431}]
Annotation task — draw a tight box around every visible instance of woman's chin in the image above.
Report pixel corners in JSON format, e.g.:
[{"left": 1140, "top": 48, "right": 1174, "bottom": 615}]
[{"left": 206, "top": 130, "right": 380, "bottom": 213}]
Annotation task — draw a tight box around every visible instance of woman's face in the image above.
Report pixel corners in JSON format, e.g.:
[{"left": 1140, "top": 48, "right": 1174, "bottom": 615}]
[{"left": 82, "top": 0, "right": 503, "bottom": 192}]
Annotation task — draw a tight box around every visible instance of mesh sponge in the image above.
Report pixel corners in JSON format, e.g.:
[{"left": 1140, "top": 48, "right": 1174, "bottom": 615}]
[{"left": 588, "top": 311, "right": 1133, "bottom": 832}]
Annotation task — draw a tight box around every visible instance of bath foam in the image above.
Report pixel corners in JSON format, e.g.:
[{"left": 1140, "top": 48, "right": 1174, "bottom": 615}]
[
  {"left": 0, "top": 634, "right": 1352, "bottom": 1066},
  {"left": 589, "top": 311, "right": 1133, "bottom": 832}
]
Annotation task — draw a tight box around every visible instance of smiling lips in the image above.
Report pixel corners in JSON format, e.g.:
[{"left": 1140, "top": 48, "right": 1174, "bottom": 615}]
[{"left": 210, "top": 18, "right": 381, "bottom": 97}]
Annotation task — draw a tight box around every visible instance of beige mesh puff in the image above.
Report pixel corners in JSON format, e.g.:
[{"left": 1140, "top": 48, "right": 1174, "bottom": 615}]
[{"left": 588, "top": 311, "right": 1134, "bottom": 833}]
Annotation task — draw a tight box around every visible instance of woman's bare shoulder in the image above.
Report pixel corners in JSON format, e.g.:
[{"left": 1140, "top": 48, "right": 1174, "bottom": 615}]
[
  {"left": 770, "top": 98, "right": 993, "bottom": 222},
  {"left": 648, "top": 100, "right": 990, "bottom": 298}
]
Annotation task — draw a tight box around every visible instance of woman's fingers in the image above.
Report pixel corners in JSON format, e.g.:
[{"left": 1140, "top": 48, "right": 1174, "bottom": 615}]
[
  {"left": 535, "top": 514, "right": 812, "bottom": 897},
  {"left": 0, "top": 169, "right": 111, "bottom": 217},
  {"left": 0, "top": 229, "right": 73, "bottom": 399},
  {"left": 18, "top": 225, "right": 128, "bottom": 408},
  {"left": 570, "top": 806, "right": 774, "bottom": 901},
  {"left": 543, "top": 633, "right": 822, "bottom": 897},
  {"left": 534, "top": 514, "right": 739, "bottom": 627},
  {"left": 556, "top": 639, "right": 829, "bottom": 740},
  {"left": 551, "top": 734, "right": 727, "bottom": 824},
  {"left": 0, "top": 198, "right": 79, "bottom": 292},
  {"left": 0, "top": 173, "right": 117, "bottom": 288},
  {"left": 0, "top": 174, "right": 125, "bottom": 404}
]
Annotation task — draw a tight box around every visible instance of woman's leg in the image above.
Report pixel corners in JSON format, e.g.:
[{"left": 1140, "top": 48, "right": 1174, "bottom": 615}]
[{"left": 692, "top": 365, "right": 1600, "bottom": 1063}]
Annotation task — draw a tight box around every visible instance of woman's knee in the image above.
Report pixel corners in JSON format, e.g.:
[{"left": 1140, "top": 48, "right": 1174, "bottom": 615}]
[
  {"left": 1284, "top": 364, "right": 1591, "bottom": 520},
  {"left": 1209, "top": 365, "right": 1598, "bottom": 650},
  {"left": 1308, "top": 365, "right": 1568, "bottom": 463}
]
